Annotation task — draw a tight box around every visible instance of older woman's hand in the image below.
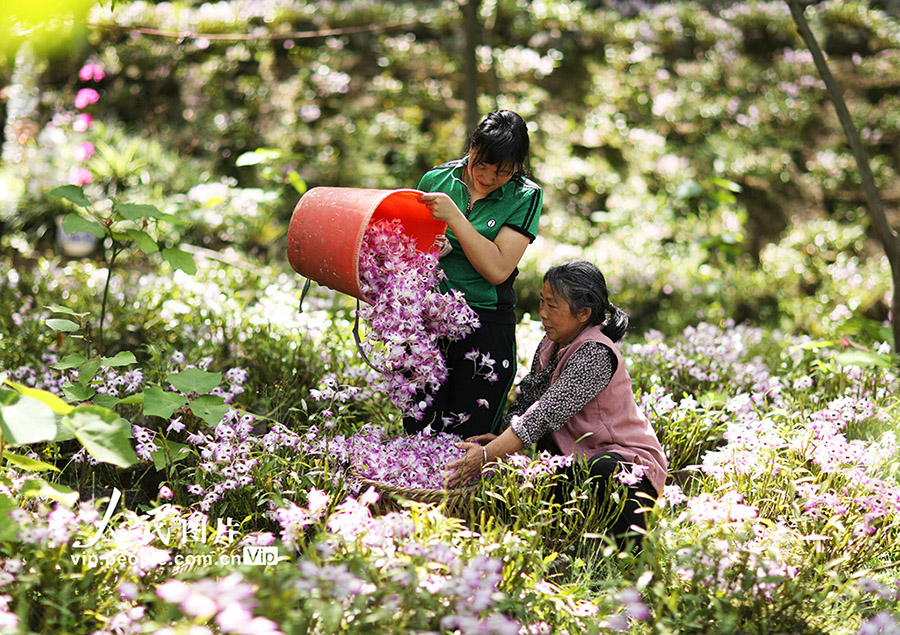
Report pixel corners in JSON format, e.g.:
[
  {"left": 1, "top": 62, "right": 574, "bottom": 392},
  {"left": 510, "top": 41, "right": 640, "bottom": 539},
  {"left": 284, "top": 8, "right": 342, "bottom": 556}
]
[{"left": 445, "top": 441, "right": 488, "bottom": 489}]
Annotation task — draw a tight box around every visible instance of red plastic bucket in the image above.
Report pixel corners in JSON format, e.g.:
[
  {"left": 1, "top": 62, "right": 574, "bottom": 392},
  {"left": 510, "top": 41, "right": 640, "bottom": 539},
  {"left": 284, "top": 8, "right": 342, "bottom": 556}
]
[{"left": 286, "top": 187, "right": 446, "bottom": 302}]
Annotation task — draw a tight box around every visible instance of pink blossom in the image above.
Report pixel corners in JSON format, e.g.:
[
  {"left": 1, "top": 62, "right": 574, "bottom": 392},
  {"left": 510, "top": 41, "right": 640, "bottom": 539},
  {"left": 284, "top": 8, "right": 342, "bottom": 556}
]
[
  {"left": 74, "top": 141, "right": 95, "bottom": 162},
  {"left": 68, "top": 167, "right": 93, "bottom": 186},
  {"left": 74, "top": 88, "right": 100, "bottom": 109},
  {"left": 158, "top": 485, "right": 174, "bottom": 499},
  {"left": 73, "top": 113, "right": 93, "bottom": 132},
  {"left": 78, "top": 62, "right": 105, "bottom": 82}
]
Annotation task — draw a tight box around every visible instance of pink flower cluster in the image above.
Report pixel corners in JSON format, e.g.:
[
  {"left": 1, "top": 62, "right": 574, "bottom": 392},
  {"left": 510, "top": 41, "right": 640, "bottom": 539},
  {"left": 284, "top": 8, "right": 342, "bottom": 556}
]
[
  {"left": 156, "top": 573, "right": 283, "bottom": 634},
  {"left": 68, "top": 62, "right": 103, "bottom": 186},
  {"left": 347, "top": 426, "right": 466, "bottom": 489},
  {"left": 358, "top": 219, "right": 479, "bottom": 420}
]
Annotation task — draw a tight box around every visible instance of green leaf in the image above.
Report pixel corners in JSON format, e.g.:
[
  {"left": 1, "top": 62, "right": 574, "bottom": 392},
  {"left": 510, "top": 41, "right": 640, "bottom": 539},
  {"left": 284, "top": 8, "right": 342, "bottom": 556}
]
[
  {"left": 143, "top": 386, "right": 186, "bottom": 419},
  {"left": 3, "top": 451, "right": 60, "bottom": 472},
  {"left": 62, "top": 405, "right": 138, "bottom": 468},
  {"left": 710, "top": 177, "right": 742, "bottom": 193},
  {"left": 0, "top": 392, "right": 57, "bottom": 446},
  {"left": 0, "top": 495, "right": 20, "bottom": 540},
  {"left": 167, "top": 369, "right": 222, "bottom": 395},
  {"left": 288, "top": 170, "right": 308, "bottom": 195},
  {"left": 53, "top": 353, "right": 88, "bottom": 370},
  {"left": 189, "top": 395, "right": 229, "bottom": 426},
  {"left": 162, "top": 247, "right": 197, "bottom": 275},
  {"left": 4, "top": 380, "right": 75, "bottom": 415},
  {"left": 62, "top": 213, "right": 106, "bottom": 238},
  {"left": 835, "top": 350, "right": 892, "bottom": 369},
  {"left": 21, "top": 479, "right": 79, "bottom": 507},
  {"left": 49, "top": 185, "right": 91, "bottom": 208},
  {"left": 236, "top": 148, "right": 282, "bottom": 167},
  {"left": 79, "top": 357, "right": 102, "bottom": 385},
  {"left": 117, "top": 393, "right": 145, "bottom": 406},
  {"left": 45, "top": 318, "right": 80, "bottom": 333},
  {"left": 91, "top": 393, "right": 120, "bottom": 410},
  {"left": 62, "top": 381, "right": 96, "bottom": 403},
  {"left": 47, "top": 304, "right": 89, "bottom": 318},
  {"left": 150, "top": 439, "right": 192, "bottom": 471},
  {"left": 101, "top": 351, "right": 137, "bottom": 367},
  {"left": 126, "top": 228, "right": 159, "bottom": 254},
  {"left": 114, "top": 201, "right": 162, "bottom": 221}
]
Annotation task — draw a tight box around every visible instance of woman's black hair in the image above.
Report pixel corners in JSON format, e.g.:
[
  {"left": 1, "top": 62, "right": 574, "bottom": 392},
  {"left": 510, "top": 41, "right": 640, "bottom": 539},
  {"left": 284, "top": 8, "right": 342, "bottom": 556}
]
[
  {"left": 543, "top": 260, "right": 629, "bottom": 343},
  {"left": 466, "top": 110, "right": 530, "bottom": 177}
]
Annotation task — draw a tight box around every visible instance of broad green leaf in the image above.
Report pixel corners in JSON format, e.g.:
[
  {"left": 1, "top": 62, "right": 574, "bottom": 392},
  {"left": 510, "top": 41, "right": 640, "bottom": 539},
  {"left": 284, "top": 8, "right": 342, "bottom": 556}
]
[
  {"left": 49, "top": 185, "right": 91, "bottom": 208},
  {"left": 0, "top": 392, "right": 57, "bottom": 446},
  {"left": 62, "top": 405, "right": 138, "bottom": 468},
  {"left": 46, "top": 318, "right": 80, "bottom": 333},
  {"left": 62, "top": 381, "right": 96, "bottom": 403},
  {"left": 46, "top": 304, "right": 89, "bottom": 318},
  {"left": 168, "top": 369, "right": 222, "bottom": 395},
  {"left": 835, "top": 350, "right": 892, "bottom": 369},
  {"left": 143, "top": 386, "right": 186, "bottom": 419},
  {"left": 91, "top": 393, "right": 120, "bottom": 410},
  {"left": 3, "top": 451, "right": 60, "bottom": 472},
  {"left": 62, "top": 213, "right": 105, "bottom": 238},
  {"left": 189, "top": 395, "right": 229, "bottom": 426},
  {"left": 114, "top": 201, "right": 162, "bottom": 220},
  {"left": 126, "top": 228, "right": 159, "bottom": 254},
  {"left": 21, "top": 479, "right": 79, "bottom": 507},
  {"left": 53, "top": 353, "right": 88, "bottom": 370},
  {"left": 79, "top": 357, "right": 102, "bottom": 385},
  {"left": 101, "top": 351, "right": 137, "bottom": 367},
  {"left": 4, "top": 380, "right": 74, "bottom": 415},
  {"left": 162, "top": 247, "right": 197, "bottom": 275},
  {"left": 150, "top": 439, "right": 192, "bottom": 471}
]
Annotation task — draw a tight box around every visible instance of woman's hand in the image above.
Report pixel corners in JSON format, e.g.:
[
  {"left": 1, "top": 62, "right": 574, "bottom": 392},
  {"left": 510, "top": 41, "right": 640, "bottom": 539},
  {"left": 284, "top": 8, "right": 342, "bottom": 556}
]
[
  {"left": 465, "top": 433, "right": 497, "bottom": 445},
  {"left": 444, "top": 441, "right": 488, "bottom": 489},
  {"left": 418, "top": 192, "right": 463, "bottom": 224}
]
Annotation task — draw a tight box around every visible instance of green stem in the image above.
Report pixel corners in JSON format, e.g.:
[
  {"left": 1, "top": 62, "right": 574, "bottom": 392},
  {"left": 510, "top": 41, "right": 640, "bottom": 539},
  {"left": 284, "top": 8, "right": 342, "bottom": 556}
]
[{"left": 97, "top": 243, "right": 120, "bottom": 357}]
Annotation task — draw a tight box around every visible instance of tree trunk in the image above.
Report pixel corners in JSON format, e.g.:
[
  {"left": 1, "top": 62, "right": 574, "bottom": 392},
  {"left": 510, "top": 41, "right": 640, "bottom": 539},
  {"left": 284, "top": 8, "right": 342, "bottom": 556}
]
[
  {"left": 786, "top": 0, "right": 900, "bottom": 353},
  {"left": 461, "top": 0, "right": 482, "bottom": 134}
]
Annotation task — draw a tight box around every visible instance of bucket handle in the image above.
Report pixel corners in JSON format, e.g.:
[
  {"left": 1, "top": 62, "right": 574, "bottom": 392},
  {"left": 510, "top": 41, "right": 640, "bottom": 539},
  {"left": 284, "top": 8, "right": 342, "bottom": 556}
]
[
  {"left": 297, "top": 278, "right": 382, "bottom": 373},
  {"left": 298, "top": 277, "right": 312, "bottom": 313},
  {"left": 353, "top": 299, "right": 384, "bottom": 373}
]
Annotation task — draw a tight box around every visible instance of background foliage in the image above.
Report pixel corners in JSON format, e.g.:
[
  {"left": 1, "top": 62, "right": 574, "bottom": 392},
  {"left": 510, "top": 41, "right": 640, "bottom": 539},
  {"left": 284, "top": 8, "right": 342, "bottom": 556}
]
[{"left": 0, "top": 1, "right": 899, "bottom": 634}]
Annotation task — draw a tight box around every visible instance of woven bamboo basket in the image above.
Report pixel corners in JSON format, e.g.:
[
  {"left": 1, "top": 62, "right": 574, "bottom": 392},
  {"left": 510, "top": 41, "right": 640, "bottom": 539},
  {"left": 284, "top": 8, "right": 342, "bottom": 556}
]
[{"left": 354, "top": 471, "right": 479, "bottom": 519}]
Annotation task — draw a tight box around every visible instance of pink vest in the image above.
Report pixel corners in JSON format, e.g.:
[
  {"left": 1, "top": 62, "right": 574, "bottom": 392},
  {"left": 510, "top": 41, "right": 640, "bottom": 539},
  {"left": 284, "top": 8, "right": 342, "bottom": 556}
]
[{"left": 539, "top": 325, "right": 668, "bottom": 494}]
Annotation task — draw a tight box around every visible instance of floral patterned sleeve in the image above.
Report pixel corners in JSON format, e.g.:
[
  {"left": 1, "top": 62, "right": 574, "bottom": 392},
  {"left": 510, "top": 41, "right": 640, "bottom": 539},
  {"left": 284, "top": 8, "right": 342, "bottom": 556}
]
[{"left": 509, "top": 342, "right": 615, "bottom": 447}]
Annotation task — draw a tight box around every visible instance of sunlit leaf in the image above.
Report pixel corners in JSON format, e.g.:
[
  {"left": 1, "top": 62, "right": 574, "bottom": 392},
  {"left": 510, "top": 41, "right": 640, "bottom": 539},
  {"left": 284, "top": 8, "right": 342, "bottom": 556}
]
[
  {"left": 62, "top": 405, "right": 138, "bottom": 468},
  {"left": 162, "top": 247, "right": 197, "bottom": 274}
]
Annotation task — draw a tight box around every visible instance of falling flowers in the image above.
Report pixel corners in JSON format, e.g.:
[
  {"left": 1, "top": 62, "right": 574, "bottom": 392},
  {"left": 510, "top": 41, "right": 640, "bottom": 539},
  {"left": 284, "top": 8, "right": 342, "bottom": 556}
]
[{"left": 357, "top": 218, "right": 479, "bottom": 420}]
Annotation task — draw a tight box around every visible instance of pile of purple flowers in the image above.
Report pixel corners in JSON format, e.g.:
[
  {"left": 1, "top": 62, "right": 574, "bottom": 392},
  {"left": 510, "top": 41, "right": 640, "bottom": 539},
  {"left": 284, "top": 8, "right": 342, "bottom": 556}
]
[
  {"left": 302, "top": 424, "right": 465, "bottom": 490},
  {"left": 347, "top": 426, "right": 465, "bottom": 489},
  {"left": 358, "top": 219, "right": 479, "bottom": 420}
]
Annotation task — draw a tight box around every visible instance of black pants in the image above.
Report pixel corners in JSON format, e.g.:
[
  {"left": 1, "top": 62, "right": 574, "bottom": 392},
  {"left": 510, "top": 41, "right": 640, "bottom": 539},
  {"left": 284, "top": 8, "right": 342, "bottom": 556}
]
[
  {"left": 403, "top": 309, "right": 517, "bottom": 439},
  {"left": 584, "top": 451, "right": 658, "bottom": 541},
  {"left": 540, "top": 433, "right": 658, "bottom": 545}
]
